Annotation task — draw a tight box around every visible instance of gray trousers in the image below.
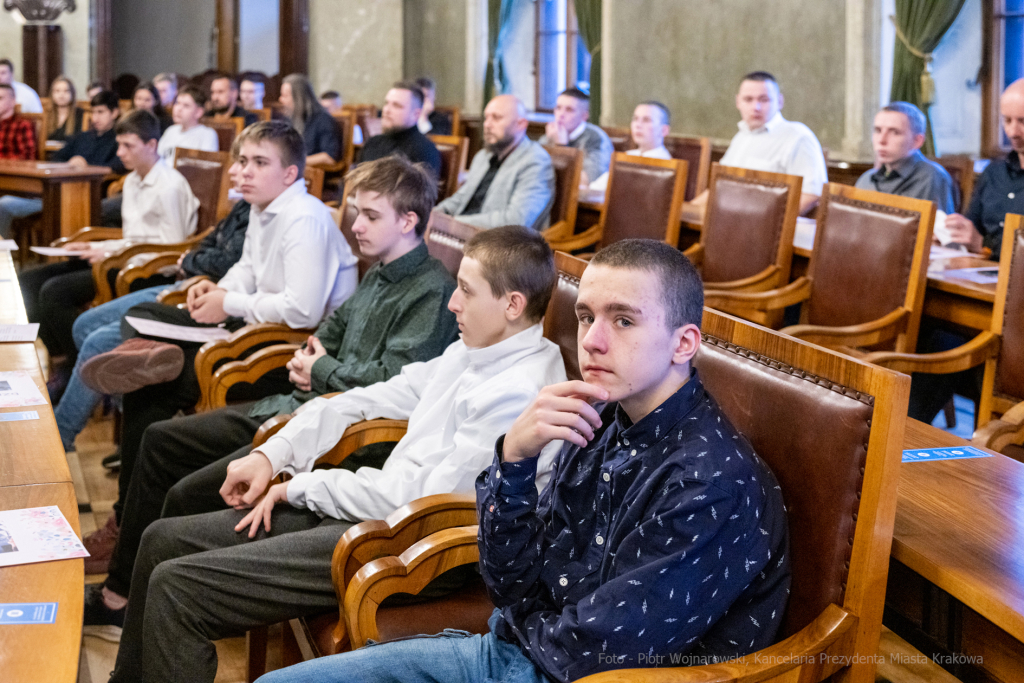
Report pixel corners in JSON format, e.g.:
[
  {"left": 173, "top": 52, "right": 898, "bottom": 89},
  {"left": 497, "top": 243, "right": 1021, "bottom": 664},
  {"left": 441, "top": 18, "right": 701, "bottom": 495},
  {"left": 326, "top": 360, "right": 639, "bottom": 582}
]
[{"left": 109, "top": 506, "right": 353, "bottom": 683}]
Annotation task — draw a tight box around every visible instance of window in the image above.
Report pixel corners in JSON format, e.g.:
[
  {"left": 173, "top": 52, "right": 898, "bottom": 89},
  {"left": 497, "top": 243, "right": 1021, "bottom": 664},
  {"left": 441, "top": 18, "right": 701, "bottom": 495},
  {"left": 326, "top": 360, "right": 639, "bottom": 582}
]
[
  {"left": 535, "top": 0, "right": 592, "bottom": 112},
  {"left": 983, "top": 0, "right": 1024, "bottom": 154}
]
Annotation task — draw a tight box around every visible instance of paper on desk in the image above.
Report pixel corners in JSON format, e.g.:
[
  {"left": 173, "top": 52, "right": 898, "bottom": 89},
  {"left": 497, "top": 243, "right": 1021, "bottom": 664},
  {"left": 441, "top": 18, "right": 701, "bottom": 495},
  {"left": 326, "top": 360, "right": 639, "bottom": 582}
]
[
  {"left": 29, "top": 246, "right": 80, "bottom": 257},
  {"left": 0, "top": 506, "right": 88, "bottom": 568},
  {"left": 124, "top": 315, "right": 232, "bottom": 343},
  {"left": 942, "top": 266, "right": 1000, "bottom": 285},
  {"left": 792, "top": 217, "right": 816, "bottom": 251},
  {"left": 0, "top": 371, "right": 47, "bottom": 407},
  {"left": 0, "top": 324, "right": 39, "bottom": 342},
  {"left": 0, "top": 239, "right": 18, "bottom": 251}
]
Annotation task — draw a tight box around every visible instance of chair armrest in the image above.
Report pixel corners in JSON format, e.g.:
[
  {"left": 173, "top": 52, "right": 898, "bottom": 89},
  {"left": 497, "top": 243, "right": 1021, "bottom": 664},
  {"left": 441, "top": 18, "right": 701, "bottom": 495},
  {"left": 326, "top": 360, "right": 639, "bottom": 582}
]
[
  {"left": 156, "top": 275, "right": 209, "bottom": 306},
  {"left": 115, "top": 252, "right": 183, "bottom": 297},
  {"left": 201, "top": 343, "right": 302, "bottom": 411},
  {"left": 344, "top": 525, "right": 481, "bottom": 649},
  {"left": 251, "top": 390, "right": 347, "bottom": 449},
  {"left": 973, "top": 401, "right": 1024, "bottom": 454},
  {"left": 704, "top": 276, "right": 812, "bottom": 313},
  {"left": 51, "top": 226, "right": 123, "bottom": 246},
  {"left": 864, "top": 331, "right": 1000, "bottom": 375},
  {"left": 546, "top": 224, "right": 603, "bottom": 253},
  {"left": 681, "top": 242, "right": 704, "bottom": 267},
  {"left": 106, "top": 175, "right": 126, "bottom": 198},
  {"left": 703, "top": 265, "right": 782, "bottom": 293},
  {"left": 93, "top": 239, "right": 198, "bottom": 305},
  {"left": 782, "top": 308, "right": 909, "bottom": 351},
  {"left": 541, "top": 220, "right": 573, "bottom": 243},
  {"left": 574, "top": 603, "right": 857, "bottom": 682}
]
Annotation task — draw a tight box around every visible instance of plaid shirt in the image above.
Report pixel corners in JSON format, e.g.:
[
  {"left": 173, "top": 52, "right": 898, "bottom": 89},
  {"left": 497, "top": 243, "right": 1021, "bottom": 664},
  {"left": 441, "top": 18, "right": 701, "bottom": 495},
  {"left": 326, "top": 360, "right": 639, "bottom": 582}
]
[{"left": 0, "top": 114, "right": 37, "bottom": 160}]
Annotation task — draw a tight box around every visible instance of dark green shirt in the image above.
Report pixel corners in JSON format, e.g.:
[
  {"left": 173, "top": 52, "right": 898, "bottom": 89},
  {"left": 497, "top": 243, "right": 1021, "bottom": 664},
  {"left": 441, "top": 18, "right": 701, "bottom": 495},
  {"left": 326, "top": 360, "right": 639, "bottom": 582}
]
[{"left": 248, "top": 241, "right": 459, "bottom": 421}]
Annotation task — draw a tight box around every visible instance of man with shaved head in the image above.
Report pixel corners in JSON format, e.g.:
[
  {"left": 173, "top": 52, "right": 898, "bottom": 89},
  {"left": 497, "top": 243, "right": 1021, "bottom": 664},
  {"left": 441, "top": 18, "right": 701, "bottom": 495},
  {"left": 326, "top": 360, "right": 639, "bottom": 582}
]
[
  {"left": 434, "top": 94, "right": 555, "bottom": 231},
  {"left": 945, "top": 78, "right": 1024, "bottom": 255}
]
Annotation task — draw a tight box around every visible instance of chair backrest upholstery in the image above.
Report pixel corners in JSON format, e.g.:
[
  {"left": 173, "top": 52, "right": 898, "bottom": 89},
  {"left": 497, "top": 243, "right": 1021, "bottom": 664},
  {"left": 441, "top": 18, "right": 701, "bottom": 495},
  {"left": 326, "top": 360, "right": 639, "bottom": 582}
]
[
  {"left": 332, "top": 110, "right": 357, "bottom": 170},
  {"left": 664, "top": 135, "right": 712, "bottom": 201},
  {"left": 172, "top": 147, "right": 231, "bottom": 231},
  {"left": 303, "top": 166, "right": 325, "bottom": 200},
  {"left": 701, "top": 164, "right": 802, "bottom": 285},
  {"left": 201, "top": 117, "right": 243, "bottom": 153},
  {"left": 805, "top": 184, "right": 934, "bottom": 349},
  {"left": 599, "top": 153, "right": 688, "bottom": 248},
  {"left": 427, "top": 134, "right": 469, "bottom": 200},
  {"left": 543, "top": 252, "right": 586, "bottom": 381},
  {"left": 542, "top": 145, "right": 583, "bottom": 234},
  {"left": 424, "top": 213, "right": 481, "bottom": 279},
  {"left": 994, "top": 215, "right": 1024, "bottom": 400}
]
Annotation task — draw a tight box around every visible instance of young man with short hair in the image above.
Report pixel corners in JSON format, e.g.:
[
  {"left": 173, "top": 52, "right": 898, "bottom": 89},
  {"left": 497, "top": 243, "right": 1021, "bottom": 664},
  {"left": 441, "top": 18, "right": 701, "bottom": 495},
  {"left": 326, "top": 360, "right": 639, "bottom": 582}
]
[
  {"left": 240, "top": 78, "right": 265, "bottom": 111},
  {"left": 257, "top": 239, "right": 791, "bottom": 683},
  {"left": 319, "top": 89, "right": 363, "bottom": 143},
  {"left": 157, "top": 85, "right": 219, "bottom": 161},
  {"left": 152, "top": 72, "right": 178, "bottom": 110},
  {"left": 414, "top": 75, "right": 453, "bottom": 136},
  {"left": 539, "top": 87, "right": 613, "bottom": 185},
  {"left": 590, "top": 100, "right": 674, "bottom": 191},
  {"left": 0, "top": 83, "right": 36, "bottom": 161},
  {"left": 359, "top": 81, "right": 441, "bottom": 176},
  {"left": 100, "top": 226, "right": 567, "bottom": 683},
  {"left": 0, "top": 58, "right": 42, "bottom": 113},
  {"left": 209, "top": 74, "right": 258, "bottom": 127}
]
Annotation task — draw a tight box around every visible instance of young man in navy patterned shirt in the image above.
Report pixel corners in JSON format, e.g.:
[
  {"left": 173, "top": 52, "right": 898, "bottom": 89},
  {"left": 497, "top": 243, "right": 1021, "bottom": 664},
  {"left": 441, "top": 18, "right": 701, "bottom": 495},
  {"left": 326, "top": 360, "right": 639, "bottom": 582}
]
[{"left": 257, "top": 239, "right": 791, "bottom": 683}]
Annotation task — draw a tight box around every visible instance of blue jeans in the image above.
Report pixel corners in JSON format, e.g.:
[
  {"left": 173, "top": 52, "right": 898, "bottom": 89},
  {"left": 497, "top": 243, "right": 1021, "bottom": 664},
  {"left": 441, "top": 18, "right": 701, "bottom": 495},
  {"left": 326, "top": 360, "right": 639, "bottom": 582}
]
[
  {"left": 255, "top": 611, "right": 551, "bottom": 683},
  {"left": 54, "top": 285, "right": 167, "bottom": 451},
  {"left": 0, "top": 195, "right": 43, "bottom": 239}
]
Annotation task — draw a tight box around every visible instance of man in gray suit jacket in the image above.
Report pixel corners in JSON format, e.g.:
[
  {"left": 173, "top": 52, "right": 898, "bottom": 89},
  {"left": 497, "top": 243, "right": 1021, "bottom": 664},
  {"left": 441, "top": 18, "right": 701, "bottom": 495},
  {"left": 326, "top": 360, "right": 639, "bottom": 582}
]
[
  {"left": 540, "top": 87, "right": 613, "bottom": 185},
  {"left": 434, "top": 95, "right": 555, "bottom": 231}
]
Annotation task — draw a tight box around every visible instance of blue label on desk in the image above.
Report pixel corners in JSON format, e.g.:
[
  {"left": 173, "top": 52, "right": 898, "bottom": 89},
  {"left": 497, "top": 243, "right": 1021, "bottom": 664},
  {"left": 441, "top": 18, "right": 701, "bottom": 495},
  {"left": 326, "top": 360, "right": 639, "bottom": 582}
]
[
  {"left": 0, "top": 411, "right": 39, "bottom": 422},
  {"left": 902, "top": 446, "right": 993, "bottom": 462},
  {"left": 0, "top": 603, "right": 57, "bottom": 624}
]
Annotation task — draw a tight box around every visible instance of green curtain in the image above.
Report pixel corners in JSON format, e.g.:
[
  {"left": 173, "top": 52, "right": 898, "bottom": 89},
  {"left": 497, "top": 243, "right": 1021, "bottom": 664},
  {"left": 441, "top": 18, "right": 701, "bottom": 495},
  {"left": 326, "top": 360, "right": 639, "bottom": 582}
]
[
  {"left": 889, "top": 0, "right": 965, "bottom": 156},
  {"left": 484, "top": 0, "right": 516, "bottom": 109},
  {"left": 574, "top": 0, "right": 602, "bottom": 122}
]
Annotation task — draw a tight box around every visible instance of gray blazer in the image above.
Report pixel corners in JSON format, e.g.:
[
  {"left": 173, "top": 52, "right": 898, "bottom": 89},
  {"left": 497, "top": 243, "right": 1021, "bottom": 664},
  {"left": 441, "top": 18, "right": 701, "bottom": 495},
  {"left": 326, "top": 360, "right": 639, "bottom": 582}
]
[
  {"left": 541, "top": 123, "right": 613, "bottom": 184},
  {"left": 434, "top": 138, "right": 555, "bottom": 231}
]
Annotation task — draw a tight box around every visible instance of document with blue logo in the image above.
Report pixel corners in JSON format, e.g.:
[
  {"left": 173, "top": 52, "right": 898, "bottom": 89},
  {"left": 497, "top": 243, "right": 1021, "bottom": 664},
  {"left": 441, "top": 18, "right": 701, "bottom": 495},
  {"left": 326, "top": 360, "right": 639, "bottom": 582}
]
[
  {"left": 0, "top": 603, "right": 57, "bottom": 624},
  {"left": 902, "top": 446, "right": 993, "bottom": 463}
]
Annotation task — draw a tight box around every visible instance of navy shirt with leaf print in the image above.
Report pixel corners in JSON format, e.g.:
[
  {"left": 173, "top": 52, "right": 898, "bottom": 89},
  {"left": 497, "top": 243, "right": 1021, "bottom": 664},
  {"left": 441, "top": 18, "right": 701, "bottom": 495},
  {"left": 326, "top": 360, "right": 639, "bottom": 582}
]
[{"left": 477, "top": 370, "right": 791, "bottom": 682}]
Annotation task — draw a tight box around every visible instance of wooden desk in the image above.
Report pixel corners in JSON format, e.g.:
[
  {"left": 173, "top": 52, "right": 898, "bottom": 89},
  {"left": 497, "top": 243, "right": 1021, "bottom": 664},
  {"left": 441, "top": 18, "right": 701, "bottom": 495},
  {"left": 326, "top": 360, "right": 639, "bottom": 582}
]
[{"left": 0, "top": 161, "right": 110, "bottom": 243}]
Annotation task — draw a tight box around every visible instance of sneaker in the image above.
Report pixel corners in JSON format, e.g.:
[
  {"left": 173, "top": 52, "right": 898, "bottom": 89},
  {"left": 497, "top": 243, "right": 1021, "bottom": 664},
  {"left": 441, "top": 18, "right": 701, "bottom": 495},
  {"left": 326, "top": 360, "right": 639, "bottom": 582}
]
[
  {"left": 79, "top": 338, "right": 185, "bottom": 395},
  {"left": 83, "top": 514, "right": 119, "bottom": 575},
  {"left": 83, "top": 583, "right": 124, "bottom": 642},
  {"left": 101, "top": 450, "right": 121, "bottom": 471}
]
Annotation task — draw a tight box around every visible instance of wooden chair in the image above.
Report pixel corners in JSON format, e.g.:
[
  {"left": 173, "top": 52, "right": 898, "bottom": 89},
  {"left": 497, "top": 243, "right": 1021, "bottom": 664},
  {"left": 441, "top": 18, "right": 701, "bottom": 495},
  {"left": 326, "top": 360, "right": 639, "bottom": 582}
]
[
  {"left": 685, "top": 165, "right": 802, "bottom": 326},
  {"left": 426, "top": 134, "right": 469, "bottom": 200},
  {"left": 432, "top": 106, "right": 461, "bottom": 136},
  {"left": 422, "top": 212, "right": 480, "bottom": 279},
  {"left": 600, "top": 125, "right": 633, "bottom": 152},
  {"left": 201, "top": 117, "right": 244, "bottom": 153},
  {"left": 303, "top": 166, "right": 325, "bottom": 200},
  {"left": 546, "top": 153, "right": 687, "bottom": 254},
  {"left": 664, "top": 134, "right": 712, "bottom": 201},
  {"left": 935, "top": 154, "right": 976, "bottom": 212},
  {"left": 705, "top": 184, "right": 936, "bottom": 356},
  {"left": 253, "top": 108, "right": 272, "bottom": 123},
  {"left": 336, "top": 305, "right": 909, "bottom": 683},
  {"left": 538, "top": 145, "right": 583, "bottom": 244},
  {"left": 20, "top": 112, "right": 45, "bottom": 160}
]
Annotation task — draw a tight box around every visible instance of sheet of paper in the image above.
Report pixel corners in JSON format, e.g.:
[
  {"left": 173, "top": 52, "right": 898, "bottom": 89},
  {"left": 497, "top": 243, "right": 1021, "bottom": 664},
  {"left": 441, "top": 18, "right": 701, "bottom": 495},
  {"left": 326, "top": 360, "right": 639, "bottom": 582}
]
[
  {"left": 124, "top": 315, "right": 233, "bottom": 343},
  {"left": 792, "top": 217, "right": 816, "bottom": 251},
  {"left": 929, "top": 244, "right": 969, "bottom": 260},
  {"left": 0, "top": 411, "right": 39, "bottom": 422},
  {"left": 0, "top": 323, "right": 39, "bottom": 342},
  {"left": 941, "top": 266, "right": 1000, "bottom": 285},
  {"left": 0, "top": 506, "right": 88, "bottom": 568},
  {"left": 0, "top": 603, "right": 58, "bottom": 624},
  {"left": 0, "top": 371, "right": 48, "bottom": 408},
  {"left": 902, "top": 446, "right": 993, "bottom": 463},
  {"left": 29, "top": 246, "right": 79, "bottom": 257},
  {"left": 0, "top": 239, "right": 18, "bottom": 251}
]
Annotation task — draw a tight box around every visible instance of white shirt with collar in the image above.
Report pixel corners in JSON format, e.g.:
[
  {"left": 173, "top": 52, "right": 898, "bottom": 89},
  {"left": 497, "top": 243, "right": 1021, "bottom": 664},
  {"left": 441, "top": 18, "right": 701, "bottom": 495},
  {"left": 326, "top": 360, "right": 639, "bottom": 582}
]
[
  {"left": 259, "top": 324, "right": 568, "bottom": 522},
  {"left": 217, "top": 178, "right": 357, "bottom": 328},
  {"left": 157, "top": 123, "right": 220, "bottom": 161},
  {"left": 719, "top": 112, "right": 828, "bottom": 196},
  {"left": 589, "top": 144, "right": 673, "bottom": 191},
  {"left": 99, "top": 157, "right": 199, "bottom": 253},
  {"left": 12, "top": 81, "right": 42, "bottom": 113}
]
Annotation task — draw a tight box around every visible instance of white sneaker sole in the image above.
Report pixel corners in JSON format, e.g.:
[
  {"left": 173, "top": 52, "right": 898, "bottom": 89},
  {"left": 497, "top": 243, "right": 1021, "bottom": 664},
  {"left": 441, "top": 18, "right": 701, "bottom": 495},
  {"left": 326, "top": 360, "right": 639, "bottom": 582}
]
[{"left": 83, "top": 624, "right": 122, "bottom": 643}]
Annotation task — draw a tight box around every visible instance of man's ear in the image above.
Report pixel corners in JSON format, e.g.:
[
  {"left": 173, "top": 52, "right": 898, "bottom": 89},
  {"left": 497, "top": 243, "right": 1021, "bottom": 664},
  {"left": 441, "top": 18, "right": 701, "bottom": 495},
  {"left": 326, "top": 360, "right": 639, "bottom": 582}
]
[
  {"left": 671, "top": 323, "right": 702, "bottom": 367},
  {"left": 284, "top": 164, "right": 300, "bottom": 186},
  {"left": 504, "top": 290, "right": 529, "bottom": 323},
  {"left": 911, "top": 133, "right": 926, "bottom": 151},
  {"left": 401, "top": 210, "right": 420, "bottom": 236}
]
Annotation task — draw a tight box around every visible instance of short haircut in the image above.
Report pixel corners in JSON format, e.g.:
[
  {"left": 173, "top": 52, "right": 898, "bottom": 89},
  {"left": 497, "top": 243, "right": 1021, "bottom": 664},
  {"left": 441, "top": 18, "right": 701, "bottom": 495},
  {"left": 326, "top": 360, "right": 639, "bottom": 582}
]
[
  {"left": 115, "top": 109, "right": 162, "bottom": 143},
  {"left": 463, "top": 226, "right": 556, "bottom": 323},
  {"left": 91, "top": 90, "right": 120, "bottom": 112},
  {"left": 741, "top": 71, "right": 779, "bottom": 87},
  {"left": 176, "top": 84, "right": 207, "bottom": 109},
  {"left": 414, "top": 76, "right": 437, "bottom": 94},
  {"left": 0, "top": 83, "right": 14, "bottom": 96},
  {"left": 881, "top": 101, "right": 927, "bottom": 138},
  {"left": 639, "top": 100, "right": 671, "bottom": 126},
  {"left": 212, "top": 74, "right": 238, "bottom": 91},
  {"left": 320, "top": 90, "right": 341, "bottom": 101},
  {"left": 153, "top": 72, "right": 177, "bottom": 87},
  {"left": 237, "top": 119, "right": 306, "bottom": 176},
  {"left": 392, "top": 81, "right": 425, "bottom": 110},
  {"left": 344, "top": 156, "right": 438, "bottom": 237},
  {"left": 559, "top": 87, "right": 590, "bottom": 106},
  {"left": 0, "top": 59, "right": 13, "bottom": 73},
  {"left": 590, "top": 239, "right": 704, "bottom": 330}
]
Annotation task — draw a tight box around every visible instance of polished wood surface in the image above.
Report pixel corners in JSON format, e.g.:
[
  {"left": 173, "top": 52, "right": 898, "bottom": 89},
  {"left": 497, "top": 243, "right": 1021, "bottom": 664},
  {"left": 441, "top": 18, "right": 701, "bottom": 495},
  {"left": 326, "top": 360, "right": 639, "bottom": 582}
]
[{"left": 0, "top": 160, "right": 110, "bottom": 241}]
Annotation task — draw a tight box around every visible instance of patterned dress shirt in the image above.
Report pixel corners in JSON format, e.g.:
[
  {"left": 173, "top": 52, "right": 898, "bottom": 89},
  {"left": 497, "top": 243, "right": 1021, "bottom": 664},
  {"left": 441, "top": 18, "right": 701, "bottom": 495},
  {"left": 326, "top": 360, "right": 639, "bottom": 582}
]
[
  {"left": 0, "top": 114, "right": 36, "bottom": 160},
  {"left": 477, "top": 370, "right": 791, "bottom": 682}
]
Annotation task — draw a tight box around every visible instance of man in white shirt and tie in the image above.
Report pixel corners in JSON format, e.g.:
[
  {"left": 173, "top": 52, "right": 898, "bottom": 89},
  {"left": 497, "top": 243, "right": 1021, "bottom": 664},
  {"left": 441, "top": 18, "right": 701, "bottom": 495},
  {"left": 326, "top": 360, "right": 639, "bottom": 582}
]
[{"left": 589, "top": 101, "right": 674, "bottom": 192}]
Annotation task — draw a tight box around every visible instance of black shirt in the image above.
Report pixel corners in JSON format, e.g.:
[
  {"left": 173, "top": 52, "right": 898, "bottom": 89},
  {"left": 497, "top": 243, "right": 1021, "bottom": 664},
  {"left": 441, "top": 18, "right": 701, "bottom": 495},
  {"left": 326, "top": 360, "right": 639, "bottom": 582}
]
[
  {"left": 358, "top": 125, "right": 442, "bottom": 177},
  {"left": 966, "top": 151, "right": 1024, "bottom": 256},
  {"left": 301, "top": 110, "right": 342, "bottom": 161},
  {"left": 51, "top": 127, "right": 126, "bottom": 174},
  {"left": 180, "top": 199, "right": 250, "bottom": 281},
  {"left": 47, "top": 108, "right": 85, "bottom": 142},
  {"left": 230, "top": 106, "right": 259, "bottom": 128},
  {"left": 462, "top": 152, "right": 506, "bottom": 215},
  {"left": 427, "top": 110, "right": 453, "bottom": 136}
]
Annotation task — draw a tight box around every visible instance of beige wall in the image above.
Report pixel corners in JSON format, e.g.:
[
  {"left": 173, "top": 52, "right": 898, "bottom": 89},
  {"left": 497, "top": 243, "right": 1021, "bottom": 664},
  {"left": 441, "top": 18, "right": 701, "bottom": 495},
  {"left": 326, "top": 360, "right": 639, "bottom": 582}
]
[
  {"left": 403, "top": 0, "right": 467, "bottom": 107},
  {"left": 0, "top": 3, "right": 91, "bottom": 99}
]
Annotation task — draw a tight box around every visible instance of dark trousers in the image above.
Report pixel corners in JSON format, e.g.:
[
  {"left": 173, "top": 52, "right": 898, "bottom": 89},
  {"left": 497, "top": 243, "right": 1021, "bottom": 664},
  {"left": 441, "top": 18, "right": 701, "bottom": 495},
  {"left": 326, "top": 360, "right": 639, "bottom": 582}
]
[
  {"left": 21, "top": 259, "right": 93, "bottom": 360},
  {"left": 907, "top": 326, "right": 984, "bottom": 423}
]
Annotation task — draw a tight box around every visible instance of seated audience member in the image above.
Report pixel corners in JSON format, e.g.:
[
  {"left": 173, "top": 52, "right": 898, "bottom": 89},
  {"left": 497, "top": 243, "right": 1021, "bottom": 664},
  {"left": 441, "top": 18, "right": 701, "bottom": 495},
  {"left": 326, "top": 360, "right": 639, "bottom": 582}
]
[
  {"left": 414, "top": 76, "right": 453, "bottom": 136},
  {"left": 434, "top": 95, "right": 554, "bottom": 231},
  {"left": 0, "top": 83, "right": 36, "bottom": 162},
  {"left": 590, "top": 100, "right": 673, "bottom": 191},
  {"left": 279, "top": 73, "right": 343, "bottom": 167},
  {"left": 0, "top": 90, "right": 124, "bottom": 239},
  {"left": 46, "top": 75, "right": 85, "bottom": 142},
  {"left": 255, "top": 239, "right": 791, "bottom": 683},
  {"left": 855, "top": 102, "right": 955, "bottom": 213},
  {"left": 944, "top": 78, "right": 1024, "bottom": 255},
  {"left": 0, "top": 58, "right": 42, "bottom": 113},
  {"left": 87, "top": 81, "right": 105, "bottom": 99},
  {"left": 97, "top": 226, "right": 567, "bottom": 681},
  {"left": 132, "top": 82, "right": 173, "bottom": 132},
  {"left": 157, "top": 85, "right": 219, "bottom": 161},
  {"left": 240, "top": 77, "right": 265, "bottom": 111},
  {"left": 539, "top": 87, "right": 613, "bottom": 185},
  {"left": 208, "top": 74, "right": 258, "bottom": 127},
  {"left": 319, "top": 89, "right": 363, "bottom": 144},
  {"left": 152, "top": 72, "right": 178, "bottom": 110},
  {"left": 19, "top": 110, "right": 199, "bottom": 395},
  {"left": 358, "top": 81, "right": 442, "bottom": 176},
  {"left": 703, "top": 71, "right": 828, "bottom": 215}
]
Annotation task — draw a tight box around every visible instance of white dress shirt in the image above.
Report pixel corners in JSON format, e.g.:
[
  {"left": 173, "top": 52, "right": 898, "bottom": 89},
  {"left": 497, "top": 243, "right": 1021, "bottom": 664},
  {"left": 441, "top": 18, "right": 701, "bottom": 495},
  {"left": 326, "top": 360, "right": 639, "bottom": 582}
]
[
  {"left": 589, "top": 145, "right": 673, "bottom": 191},
  {"left": 217, "top": 179, "right": 357, "bottom": 328},
  {"left": 157, "top": 123, "right": 220, "bottom": 161},
  {"left": 258, "top": 324, "right": 568, "bottom": 522},
  {"left": 12, "top": 81, "right": 42, "bottom": 113},
  {"left": 719, "top": 112, "right": 828, "bottom": 195}
]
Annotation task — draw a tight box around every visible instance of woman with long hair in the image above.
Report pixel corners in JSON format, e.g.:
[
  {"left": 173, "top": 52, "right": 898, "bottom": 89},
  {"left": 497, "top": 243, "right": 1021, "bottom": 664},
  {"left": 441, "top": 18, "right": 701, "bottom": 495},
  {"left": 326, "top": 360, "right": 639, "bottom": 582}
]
[
  {"left": 46, "top": 75, "right": 84, "bottom": 141},
  {"left": 132, "top": 82, "right": 172, "bottom": 133},
  {"left": 278, "top": 73, "right": 341, "bottom": 166}
]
